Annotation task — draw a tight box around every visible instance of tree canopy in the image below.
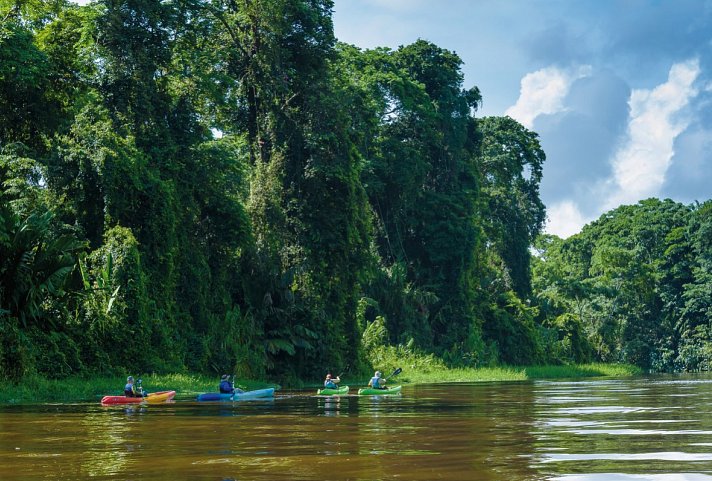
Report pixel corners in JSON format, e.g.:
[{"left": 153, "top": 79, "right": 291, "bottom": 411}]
[{"left": 1, "top": 0, "right": 709, "bottom": 381}]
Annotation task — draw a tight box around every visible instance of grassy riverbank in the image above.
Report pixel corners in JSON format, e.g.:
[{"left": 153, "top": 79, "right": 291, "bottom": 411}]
[
  {"left": 0, "top": 363, "right": 641, "bottom": 404},
  {"left": 388, "top": 363, "right": 642, "bottom": 384}
]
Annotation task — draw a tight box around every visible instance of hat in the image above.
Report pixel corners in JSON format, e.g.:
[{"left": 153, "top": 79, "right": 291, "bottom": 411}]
[{"left": 221, "top": 374, "right": 229, "bottom": 381}]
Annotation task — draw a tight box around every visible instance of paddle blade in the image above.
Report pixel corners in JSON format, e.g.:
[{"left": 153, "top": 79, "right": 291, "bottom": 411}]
[{"left": 387, "top": 367, "right": 402, "bottom": 379}]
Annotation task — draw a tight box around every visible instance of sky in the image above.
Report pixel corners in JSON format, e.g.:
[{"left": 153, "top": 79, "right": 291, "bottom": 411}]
[{"left": 332, "top": 0, "right": 712, "bottom": 237}]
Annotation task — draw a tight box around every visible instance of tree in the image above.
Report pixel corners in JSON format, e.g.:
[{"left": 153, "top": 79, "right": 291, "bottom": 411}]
[
  {"left": 532, "top": 199, "right": 694, "bottom": 370},
  {"left": 478, "top": 116, "right": 546, "bottom": 298},
  {"left": 335, "top": 40, "right": 485, "bottom": 359}
]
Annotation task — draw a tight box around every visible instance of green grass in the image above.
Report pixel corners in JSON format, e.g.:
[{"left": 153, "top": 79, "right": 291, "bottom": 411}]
[
  {"left": 0, "top": 373, "right": 279, "bottom": 404},
  {"left": 359, "top": 344, "right": 641, "bottom": 385},
  {"left": 522, "top": 363, "right": 642, "bottom": 379},
  {"left": 388, "top": 363, "right": 641, "bottom": 385}
]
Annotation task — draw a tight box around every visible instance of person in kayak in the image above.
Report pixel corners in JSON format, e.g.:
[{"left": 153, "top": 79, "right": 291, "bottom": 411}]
[
  {"left": 368, "top": 371, "right": 387, "bottom": 389},
  {"left": 324, "top": 373, "right": 341, "bottom": 389},
  {"left": 219, "top": 375, "right": 244, "bottom": 394},
  {"left": 124, "top": 376, "right": 145, "bottom": 397}
]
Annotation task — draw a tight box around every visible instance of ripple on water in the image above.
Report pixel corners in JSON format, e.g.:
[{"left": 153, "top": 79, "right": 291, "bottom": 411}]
[
  {"left": 541, "top": 452, "right": 712, "bottom": 462},
  {"left": 563, "top": 429, "right": 712, "bottom": 436},
  {"left": 552, "top": 406, "right": 678, "bottom": 415},
  {"left": 549, "top": 474, "right": 712, "bottom": 481}
]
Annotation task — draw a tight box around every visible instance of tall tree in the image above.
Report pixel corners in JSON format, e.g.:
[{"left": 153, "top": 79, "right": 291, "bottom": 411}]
[
  {"left": 336, "top": 40, "right": 484, "bottom": 358},
  {"left": 478, "top": 116, "right": 546, "bottom": 298}
]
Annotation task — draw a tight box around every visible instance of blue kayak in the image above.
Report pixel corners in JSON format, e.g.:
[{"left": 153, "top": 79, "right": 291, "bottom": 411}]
[{"left": 196, "top": 388, "right": 275, "bottom": 401}]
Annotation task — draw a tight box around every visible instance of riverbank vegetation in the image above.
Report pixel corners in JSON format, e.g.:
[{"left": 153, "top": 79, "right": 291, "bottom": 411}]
[{"left": 1, "top": 0, "right": 710, "bottom": 387}]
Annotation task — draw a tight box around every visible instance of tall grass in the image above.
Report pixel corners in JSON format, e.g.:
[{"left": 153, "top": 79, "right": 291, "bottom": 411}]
[
  {"left": 523, "top": 363, "right": 642, "bottom": 379},
  {"left": 384, "top": 363, "right": 640, "bottom": 385},
  {"left": 357, "top": 344, "right": 641, "bottom": 385}
]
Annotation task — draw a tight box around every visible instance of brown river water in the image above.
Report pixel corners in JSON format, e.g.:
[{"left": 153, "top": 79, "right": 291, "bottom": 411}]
[{"left": 2, "top": 375, "right": 712, "bottom": 480}]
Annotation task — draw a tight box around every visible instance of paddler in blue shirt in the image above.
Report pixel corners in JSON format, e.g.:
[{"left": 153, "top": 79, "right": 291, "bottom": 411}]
[
  {"left": 324, "top": 373, "right": 341, "bottom": 389},
  {"left": 219, "top": 375, "right": 244, "bottom": 394},
  {"left": 368, "top": 371, "right": 387, "bottom": 389}
]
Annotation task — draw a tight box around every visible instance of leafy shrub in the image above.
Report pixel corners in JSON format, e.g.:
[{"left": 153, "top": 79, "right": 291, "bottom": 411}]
[
  {"left": 29, "top": 330, "right": 83, "bottom": 378},
  {"left": 0, "top": 316, "right": 31, "bottom": 381}
]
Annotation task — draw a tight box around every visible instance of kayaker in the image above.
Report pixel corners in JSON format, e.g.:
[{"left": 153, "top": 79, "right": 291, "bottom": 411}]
[
  {"left": 324, "top": 373, "right": 341, "bottom": 389},
  {"left": 219, "top": 374, "right": 244, "bottom": 394},
  {"left": 368, "top": 371, "right": 387, "bottom": 390},
  {"left": 124, "top": 376, "right": 145, "bottom": 397}
]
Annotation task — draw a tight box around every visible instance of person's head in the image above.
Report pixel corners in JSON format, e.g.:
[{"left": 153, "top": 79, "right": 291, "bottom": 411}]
[
  {"left": 375, "top": 371, "right": 381, "bottom": 378},
  {"left": 221, "top": 374, "right": 229, "bottom": 381},
  {"left": 326, "top": 373, "right": 332, "bottom": 380},
  {"left": 127, "top": 376, "right": 134, "bottom": 383}
]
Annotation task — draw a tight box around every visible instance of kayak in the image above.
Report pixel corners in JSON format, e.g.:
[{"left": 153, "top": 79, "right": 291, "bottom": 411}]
[
  {"left": 317, "top": 385, "right": 349, "bottom": 396},
  {"left": 196, "top": 392, "right": 233, "bottom": 401},
  {"left": 357, "top": 385, "right": 402, "bottom": 396},
  {"left": 101, "top": 390, "right": 176, "bottom": 405},
  {"left": 234, "top": 388, "right": 274, "bottom": 400},
  {"left": 196, "top": 387, "right": 275, "bottom": 401}
]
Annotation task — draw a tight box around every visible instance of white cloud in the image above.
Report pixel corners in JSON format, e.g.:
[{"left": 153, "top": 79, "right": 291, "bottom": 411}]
[
  {"left": 542, "top": 59, "right": 701, "bottom": 238},
  {"left": 545, "top": 200, "right": 591, "bottom": 238},
  {"left": 603, "top": 59, "right": 700, "bottom": 209},
  {"left": 505, "top": 65, "right": 591, "bottom": 129}
]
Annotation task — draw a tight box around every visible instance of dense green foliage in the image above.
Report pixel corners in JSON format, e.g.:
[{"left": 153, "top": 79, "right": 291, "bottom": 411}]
[
  {"left": 532, "top": 199, "right": 712, "bottom": 371},
  {"left": 1, "top": 0, "right": 708, "bottom": 383}
]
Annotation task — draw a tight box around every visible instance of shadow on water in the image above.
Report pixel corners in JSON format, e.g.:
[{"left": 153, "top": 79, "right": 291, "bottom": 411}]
[{"left": 2, "top": 376, "right": 712, "bottom": 480}]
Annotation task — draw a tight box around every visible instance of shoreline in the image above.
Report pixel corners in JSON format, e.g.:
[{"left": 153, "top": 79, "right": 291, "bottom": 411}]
[{"left": 0, "top": 363, "right": 642, "bottom": 404}]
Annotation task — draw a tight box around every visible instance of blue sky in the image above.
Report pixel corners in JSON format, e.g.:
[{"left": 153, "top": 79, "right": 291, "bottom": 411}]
[{"left": 333, "top": 0, "right": 712, "bottom": 237}]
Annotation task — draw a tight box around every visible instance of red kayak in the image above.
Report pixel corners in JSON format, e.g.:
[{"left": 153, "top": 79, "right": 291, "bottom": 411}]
[{"left": 100, "top": 390, "right": 176, "bottom": 405}]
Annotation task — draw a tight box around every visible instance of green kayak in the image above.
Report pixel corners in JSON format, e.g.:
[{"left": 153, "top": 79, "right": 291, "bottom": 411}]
[
  {"left": 357, "top": 385, "right": 402, "bottom": 396},
  {"left": 317, "top": 385, "right": 349, "bottom": 396}
]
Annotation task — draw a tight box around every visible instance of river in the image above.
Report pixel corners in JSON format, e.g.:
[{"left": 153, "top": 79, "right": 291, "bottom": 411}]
[{"left": 2, "top": 375, "right": 712, "bottom": 480}]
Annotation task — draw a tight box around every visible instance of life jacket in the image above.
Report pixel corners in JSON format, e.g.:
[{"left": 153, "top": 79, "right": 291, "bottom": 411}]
[
  {"left": 124, "top": 383, "right": 137, "bottom": 397},
  {"left": 219, "top": 380, "right": 234, "bottom": 393},
  {"left": 324, "top": 380, "right": 337, "bottom": 389},
  {"left": 370, "top": 376, "right": 382, "bottom": 389}
]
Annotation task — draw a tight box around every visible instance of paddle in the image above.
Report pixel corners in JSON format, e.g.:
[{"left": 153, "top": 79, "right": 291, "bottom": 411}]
[
  {"left": 333, "top": 365, "right": 349, "bottom": 385},
  {"left": 231, "top": 373, "right": 244, "bottom": 394},
  {"left": 136, "top": 378, "right": 148, "bottom": 397},
  {"left": 384, "top": 367, "right": 402, "bottom": 381}
]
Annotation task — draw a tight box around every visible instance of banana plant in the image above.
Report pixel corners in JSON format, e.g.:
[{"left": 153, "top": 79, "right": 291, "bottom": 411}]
[{"left": 0, "top": 207, "right": 85, "bottom": 328}]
